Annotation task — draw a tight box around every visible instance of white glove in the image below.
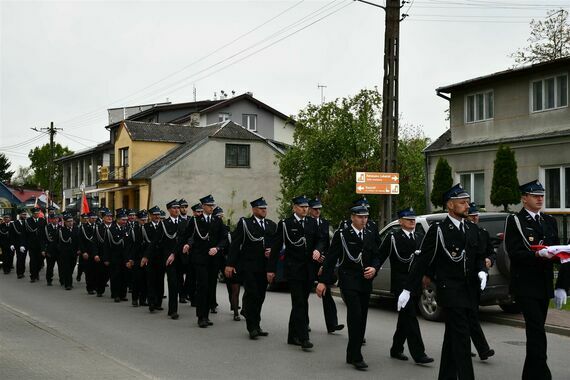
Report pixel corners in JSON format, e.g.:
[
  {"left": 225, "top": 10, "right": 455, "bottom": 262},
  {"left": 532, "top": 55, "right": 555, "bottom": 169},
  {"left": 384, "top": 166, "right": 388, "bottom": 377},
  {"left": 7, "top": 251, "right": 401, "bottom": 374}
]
[
  {"left": 397, "top": 289, "right": 411, "bottom": 311},
  {"left": 10, "top": 245, "right": 15, "bottom": 251},
  {"left": 537, "top": 248, "right": 554, "bottom": 259},
  {"left": 19, "top": 246, "right": 26, "bottom": 253},
  {"left": 554, "top": 288, "right": 567, "bottom": 309},
  {"left": 478, "top": 271, "right": 487, "bottom": 291}
]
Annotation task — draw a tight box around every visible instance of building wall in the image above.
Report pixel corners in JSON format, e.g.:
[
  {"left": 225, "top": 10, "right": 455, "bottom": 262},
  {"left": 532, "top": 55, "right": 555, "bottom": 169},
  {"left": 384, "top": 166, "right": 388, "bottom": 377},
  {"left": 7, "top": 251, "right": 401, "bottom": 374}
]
[
  {"left": 425, "top": 136, "right": 570, "bottom": 212},
  {"left": 114, "top": 124, "right": 179, "bottom": 178},
  {"left": 273, "top": 116, "right": 295, "bottom": 145},
  {"left": 449, "top": 65, "right": 570, "bottom": 145},
  {"left": 150, "top": 139, "right": 282, "bottom": 221}
]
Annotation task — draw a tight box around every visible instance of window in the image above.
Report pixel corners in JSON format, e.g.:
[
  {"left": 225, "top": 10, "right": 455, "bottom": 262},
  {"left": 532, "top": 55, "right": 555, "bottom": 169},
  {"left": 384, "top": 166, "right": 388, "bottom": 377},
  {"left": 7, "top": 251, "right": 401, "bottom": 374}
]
[
  {"left": 225, "top": 144, "right": 250, "bottom": 168},
  {"left": 531, "top": 74, "right": 568, "bottom": 112},
  {"left": 218, "top": 113, "right": 230, "bottom": 122},
  {"left": 119, "top": 147, "right": 129, "bottom": 167},
  {"left": 242, "top": 114, "right": 257, "bottom": 131},
  {"left": 465, "top": 91, "right": 494, "bottom": 123},
  {"left": 459, "top": 172, "right": 485, "bottom": 207},
  {"left": 542, "top": 166, "right": 570, "bottom": 210}
]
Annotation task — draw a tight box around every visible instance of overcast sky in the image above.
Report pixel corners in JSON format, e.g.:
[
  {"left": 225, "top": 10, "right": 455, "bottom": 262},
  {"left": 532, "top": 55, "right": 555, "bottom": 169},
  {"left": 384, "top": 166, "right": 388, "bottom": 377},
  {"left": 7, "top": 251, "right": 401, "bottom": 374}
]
[{"left": 1, "top": 0, "right": 569, "bottom": 172}]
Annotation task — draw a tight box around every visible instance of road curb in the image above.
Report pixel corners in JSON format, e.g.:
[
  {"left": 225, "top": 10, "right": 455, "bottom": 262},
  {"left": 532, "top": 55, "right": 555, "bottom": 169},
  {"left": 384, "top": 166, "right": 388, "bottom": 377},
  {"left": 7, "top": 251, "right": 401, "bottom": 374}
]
[{"left": 480, "top": 314, "right": 570, "bottom": 337}]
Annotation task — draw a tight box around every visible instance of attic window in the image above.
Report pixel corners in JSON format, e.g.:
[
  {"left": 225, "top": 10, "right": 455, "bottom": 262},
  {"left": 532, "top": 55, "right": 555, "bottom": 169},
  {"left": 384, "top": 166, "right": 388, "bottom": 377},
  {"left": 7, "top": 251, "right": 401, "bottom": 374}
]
[{"left": 219, "top": 113, "right": 230, "bottom": 122}]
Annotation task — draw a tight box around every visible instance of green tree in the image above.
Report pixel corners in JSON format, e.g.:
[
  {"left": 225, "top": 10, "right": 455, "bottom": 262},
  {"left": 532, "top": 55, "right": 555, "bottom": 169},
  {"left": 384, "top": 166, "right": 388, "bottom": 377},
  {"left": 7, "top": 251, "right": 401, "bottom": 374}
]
[
  {"left": 11, "top": 166, "right": 36, "bottom": 188},
  {"left": 490, "top": 144, "right": 520, "bottom": 212},
  {"left": 28, "top": 143, "right": 73, "bottom": 195},
  {"left": 397, "top": 125, "right": 430, "bottom": 214},
  {"left": 510, "top": 9, "right": 570, "bottom": 65},
  {"left": 278, "top": 88, "right": 382, "bottom": 225},
  {"left": 0, "top": 153, "right": 15, "bottom": 183},
  {"left": 430, "top": 157, "right": 453, "bottom": 210}
]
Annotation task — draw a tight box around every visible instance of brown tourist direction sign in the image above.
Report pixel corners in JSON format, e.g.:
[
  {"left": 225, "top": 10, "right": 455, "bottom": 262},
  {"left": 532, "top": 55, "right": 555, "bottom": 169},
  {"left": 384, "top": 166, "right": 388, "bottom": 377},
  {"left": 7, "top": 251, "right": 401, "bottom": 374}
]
[{"left": 355, "top": 172, "right": 399, "bottom": 195}]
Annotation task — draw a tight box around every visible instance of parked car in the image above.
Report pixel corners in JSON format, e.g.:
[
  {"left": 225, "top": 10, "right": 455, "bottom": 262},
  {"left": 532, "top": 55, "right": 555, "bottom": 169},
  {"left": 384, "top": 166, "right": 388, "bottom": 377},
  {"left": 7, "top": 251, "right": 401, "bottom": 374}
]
[{"left": 374, "top": 212, "right": 516, "bottom": 321}]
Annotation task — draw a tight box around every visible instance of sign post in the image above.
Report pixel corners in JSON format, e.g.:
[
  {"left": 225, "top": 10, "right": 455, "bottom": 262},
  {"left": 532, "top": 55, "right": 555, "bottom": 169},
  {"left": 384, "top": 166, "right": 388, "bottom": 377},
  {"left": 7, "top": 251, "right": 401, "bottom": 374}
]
[{"left": 355, "top": 172, "right": 400, "bottom": 195}]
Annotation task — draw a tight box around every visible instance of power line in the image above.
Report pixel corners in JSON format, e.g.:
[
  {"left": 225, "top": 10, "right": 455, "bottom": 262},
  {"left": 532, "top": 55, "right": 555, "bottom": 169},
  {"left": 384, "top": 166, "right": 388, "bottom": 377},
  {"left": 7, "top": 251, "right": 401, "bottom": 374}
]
[
  {"left": 56, "top": 0, "right": 307, "bottom": 128},
  {"left": 0, "top": 133, "right": 48, "bottom": 150}
]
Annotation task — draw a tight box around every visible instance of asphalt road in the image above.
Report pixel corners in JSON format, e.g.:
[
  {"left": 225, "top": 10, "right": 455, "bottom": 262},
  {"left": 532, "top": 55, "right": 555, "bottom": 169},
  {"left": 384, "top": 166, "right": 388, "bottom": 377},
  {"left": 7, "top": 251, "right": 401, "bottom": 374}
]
[{"left": 1, "top": 271, "right": 569, "bottom": 380}]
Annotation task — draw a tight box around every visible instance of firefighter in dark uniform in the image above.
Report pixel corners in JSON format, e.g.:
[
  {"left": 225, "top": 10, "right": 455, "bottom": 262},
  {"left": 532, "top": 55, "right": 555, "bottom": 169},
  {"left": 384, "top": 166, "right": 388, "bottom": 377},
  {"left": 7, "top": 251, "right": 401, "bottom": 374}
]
[
  {"left": 183, "top": 203, "right": 203, "bottom": 306},
  {"left": 226, "top": 197, "right": 276, "bottom": 338},
  {"left": 316, "top": 205, "right": 381, "bottom": 370},
  {"left": 182, "top": 195, "right": 227, "bottom": 327},
  {"left": 129, "top": 209, "right": 149, "bottom": 307},
  {"left": 57, "top": 214, "right": 80, "bottom": 290},
  {"left": 93, "top": 209, "right": 113, "bottom": 297},
  {"left": 465, "top": 203, "right": 495, "bottom": 361},
  {"left": 213, "top": 206, "right": 232, "bottom": 316},
  {"left": 268, "top": 195, "right": 326, "bottom": 351},
  {"left": 504, "top": 180, "right": 570, "bottom": 380},
  {"left": 78, "top": 212, "right": 98, "bottom": 294},
  {"left": 76, "top": 213, "right": 88, "bottom": 282},
  {"left": 25, "top": 207, "right": 45, "bottom": 282},
  {"left": 378, "top": 207, "right": 434, "bottom": 364},
  {"left": 398, "top": 184, "right": 488, "bottom": 380},
  {"left": 147, "top": 200, "right": 180, "bottom": 320},
  {"left": 340, "top": 197, "right": 382, "bottom": 248},
  {"left": 42, "top": 213, "right": 60, "bottom": 286},
  {"left": 1, "top": 213, "right": 15, "bottom": 274},
  {"left": 176, "top": 199, "right": 191, "bottom": 304},
  {"left": 11, "top": 209, "right": 29, "bottom": 279},
  {"left": 141, "top": 206, "right": 164, "bottom": 312},
  {"left": 104, "top": 210, "right": 131, "bottom": 302},
  {"left": 308, "top": 198, "right": 344, "bottom": 334}
]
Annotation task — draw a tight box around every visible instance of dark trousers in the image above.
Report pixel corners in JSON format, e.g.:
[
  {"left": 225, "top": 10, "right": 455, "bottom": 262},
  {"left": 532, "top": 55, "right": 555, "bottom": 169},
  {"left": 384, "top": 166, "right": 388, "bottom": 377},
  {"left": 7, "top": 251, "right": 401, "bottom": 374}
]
[
  {"left": 517, "top": 296, "right": 551, "bottom": 380},
  {"left": 176, "top": 259, "right": 189, "bottom": 300},
  {"left": 439, "top": 307, "right": 474, "bottom": 380},
  {"left": 195, "top": 263, "right": 211, "bottom": 320},
  {"left": 16, "top": 249, "right": 27, "bottom": 276},
  {"left": 94, "top": 260, "right": 109, "bottom": 295},
  {"left": 1, "top": 245, "right": 14, "bottom": 273},
  {"left": 341, "top": 288, "right": 370, "bottom": 363},
  {"left": 131, "top": 263, "right": 147, "bottom": 303},
  {"left": 392, "top": 295, "right": 426, "bottom": 360},
  {"left": 183, "top": 262, "right": 197, "bottom": 302},
  {"left": 77, "top": 253, "right": 85, "bottom": 280},
  {"left": 287, "top": 279, "right": 312, "bottom": 342},
  {"left": 147, "top": 261, "right": 165, "bottom": 308},
  {"left": 45, "top": 253, "right": 58, "bottom": 283},
  {"left": 110, "top": 261, "right": 127, "bottom": 299},
  {"left": 29, "top": 246, "right": 42, "bottom": 280},
  {"left": 208, "top": 260, "right": 219, "bottom": 310},
  {"left": 242, "top": 271, "right": 268, "bottom": 333},
  {"left": 82, "top": 256, "right": 96, "bottom": 292},
  {"left": 59, "top": 251, "right": 76, "bottom": 289},
  {"left": 322, "top": 285, "right": 339, "bottom": 331},
  {"left": 468, "top": 307, "right": 490, "bottom": 356}
]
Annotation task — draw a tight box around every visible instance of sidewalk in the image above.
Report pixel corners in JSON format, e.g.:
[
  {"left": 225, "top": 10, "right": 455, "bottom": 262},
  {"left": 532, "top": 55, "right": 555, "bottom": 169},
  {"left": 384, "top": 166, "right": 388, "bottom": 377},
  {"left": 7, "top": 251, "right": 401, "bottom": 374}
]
[{"left": 479, "top": 305, "right": 570, "bottom": 337}]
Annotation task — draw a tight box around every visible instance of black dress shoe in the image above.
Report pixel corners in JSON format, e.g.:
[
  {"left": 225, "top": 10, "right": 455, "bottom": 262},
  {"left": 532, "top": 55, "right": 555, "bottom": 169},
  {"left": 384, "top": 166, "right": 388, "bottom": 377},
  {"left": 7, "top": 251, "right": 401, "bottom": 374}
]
[
  {"left": 179, "top": 298, "right": 187, "bottom": 304},
  {"left": 415, "top": 355, "right": 434, "bottom": 364},
  {"left": 390, "top": 352, "right": 409, "bottom": 361},
  {"left": 149, "top": 305, "right": 155, "bottom": 312},
  {"left": 479, "top": 349, "right": 495, "bottom": 360},
  {"left": 328, "top": 324, "right": 345, "bottom": 333},
  {"left": 114, "top": 297, "right": 121, "bottom": 302},
  {"left": 471, "top": 352, "right": 477, "bottom": 357},
  {"left": 301, "top": 340, "right": 313, "bottom": 351},
  {"left": 198, "top": 319, "right": 208, "bottom": 328},
  {"left": 65, "top": 286, "right": 72, "bottom": 290},
  {"left": 169, "top": 313, "right": 179, "bottom": 320},
  {"left": 350, "top": 360, "right": 368, "bottom": 371},
  {"left": 287, "top": 337, "right": 302, "bottom": 346},
  {"left": 121, "top": 297, "right": 128, "bottom": 301},
  {"left": 257, "top": 329, "right": 269, "bottom": 337},
  {"left": 17, "top": 275, "right": 24, "bottom": 279},
  {"left": 206, "top": 319, "right": 213, "bottom": 326},
  {"left": 249, "top": 330, "right": 260, "bottom": 340},
  {"left": 155, "top": 306, "right": 164, "bottom": 311},
  {"left": 233, "top": 315, "right": 241, "bottom": 321}
]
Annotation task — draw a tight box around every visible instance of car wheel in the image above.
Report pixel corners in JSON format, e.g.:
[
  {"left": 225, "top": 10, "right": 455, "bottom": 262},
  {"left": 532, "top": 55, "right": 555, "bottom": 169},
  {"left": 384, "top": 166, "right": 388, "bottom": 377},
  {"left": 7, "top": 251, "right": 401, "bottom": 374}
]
[
  {"left": 499, "top": 302, "right": 520, "bottom": 314},
  {"left": 419, "top": 283, "right": 443, "bottom": 321}
]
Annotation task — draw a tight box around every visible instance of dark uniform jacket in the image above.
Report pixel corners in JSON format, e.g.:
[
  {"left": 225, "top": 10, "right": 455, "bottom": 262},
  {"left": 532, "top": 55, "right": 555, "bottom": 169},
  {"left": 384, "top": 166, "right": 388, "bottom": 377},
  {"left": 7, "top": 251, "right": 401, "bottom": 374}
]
[
  {"left": 477, "top": 226, "right": 496, "bottom": 266},
  {"left": 79, "top": 222, "right": 98, "bottom": 258},
  {"left": 504, "top": 209, "right": 569, "bottom": 299},
  {"left": 57, "top": 226, "right": 80, "bottom": 255},
  {"left": 10, "top": 219, "right": 27, "bottom": 251},
  {"left": 129, "top": 223, "right": 150, "bottom": 263},
  {"left": 25, "top": 217, "right": 46, "bottom": 251},
  {"left": 184, "top": 215, "right": 228, "bottom": 266},
  {"left": 94, "top": 223, "right": 112, "bottom": 261},
  {"left": 142, "top": 221, "right": 162, "bottom": 262},
  {"left": 379, "top": 228, "right": 424, "bottom": 295},
  {"left": 176, "top": 217, "right": 191, "bottom": 265},
  {"left": 269, "top": 215, "right": 326, "bottom": 281},
  {"left": 41, "top": 223, "right": 60, "bottom": 256},
  {"left": 0, "top": 221, "right": 13, "bottom": 250},
  {"left": 228, "top": 216, "right": 277, "bottom": 273},
  {"left": 406, "top": 216, "right": 485, "bottom": 309},
  {"left": 103, "top": 224, "right": 131, "bottom": 264},
  {"left": 320, "top": 225, "right": 380, "bottom": 293},
  {"left": 147, "top": 218, "right": 179, "bottom": 263}
]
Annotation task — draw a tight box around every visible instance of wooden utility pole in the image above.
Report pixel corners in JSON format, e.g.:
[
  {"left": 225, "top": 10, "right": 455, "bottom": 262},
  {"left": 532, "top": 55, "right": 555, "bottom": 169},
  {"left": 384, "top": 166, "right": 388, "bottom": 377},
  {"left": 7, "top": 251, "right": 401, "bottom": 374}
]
[
  {"left": 32, "top": 122, "right": 62, "bottom": 206},
  {"left": 379, "top": 0, "right": 401, "bottom": 227},
  {"left": 355, "top": 0, "right": 404, "bottom": 227}
]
